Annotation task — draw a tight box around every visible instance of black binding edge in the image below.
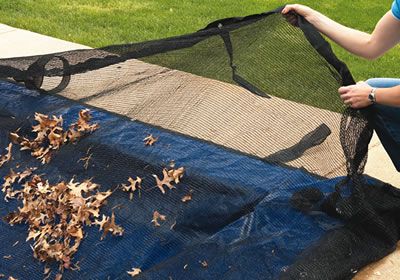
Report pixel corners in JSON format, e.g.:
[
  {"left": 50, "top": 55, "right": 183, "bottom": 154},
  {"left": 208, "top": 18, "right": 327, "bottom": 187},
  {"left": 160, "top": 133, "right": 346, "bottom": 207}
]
[{"left": 295, "top": 12, "right": 355, "bottom": 86}]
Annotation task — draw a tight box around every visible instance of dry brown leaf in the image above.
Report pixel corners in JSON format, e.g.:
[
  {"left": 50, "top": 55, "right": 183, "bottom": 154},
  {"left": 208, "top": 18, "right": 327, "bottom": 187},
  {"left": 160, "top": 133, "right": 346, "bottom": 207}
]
[
  {"left": 8, "top": 277, "right": 17, "bottom": 280},
  {"left": 17, "top": 167, "right": 37, "bottom": 183},
  {"left": 9, "top": 132, "right": 30, "bottom": 147},
  {"left": 55, "top": 274, "right": 62, "bottom": 280},
  {"left": 143, "top": 134, "right": 158, "bottom": 146},
  {"left": 122, "top": 177, "right": 142, "bottom": 193},
  {"left": 31, "top": 147, "right": 52, "bottom": 165},
  {"left": 68, "top": 226, "right": 84, "bottom": 239},
  {"left": 66, "top": 129, "right": 82, "bottom": 143},
  {"left": 67, "top": 179, "right": 98, "bottom": 198},
  {"left": 152, "top": 166, "right": 185, "bottom": 194},
  {"left": 1, "top": 168, "right": 36, "bottom": 201},
  {"left": 93, "top": 190, "right": 112, "bottom": 205},
  {"left": 43, "top": 267, "right": 52, "bottom": 280},
  {"left": 48, "top": 127, "right": 66, "bottom": 149},
  {"left": 43, "top": 267, "right": 51, "bottom": 275},
  {"left": 67, "top": 110, "right": 98, "bottom": 143},
  {"left": 127, "top": 268, "right": 142, "bottom": 277},
  {"left": 2, "top": 169, "right": 18, "bottom": 188},
  {"left": 76, "top": 109, "right": 99, "bottom": 132},
  {"left": 167, "top": 167, "right": 185, "bottom": 184},
  {"left": 33, "top": 113, "right": 62, "bottom": 130},
  {"left": 151, "top": 211, "right": 166, "bottom": 227},
  {"left": 78, "top": 153, "right": 92, "bottom": 170},
  {"left": 200, "top": 260, "right": 208, "bottom": 268},
  {"left": 100, "top": 212, "right": 124, "bottom": 240},
  {"left": 181, "top": 192, "right": 192, "bottom": 203},
  {"left": 122, "top": 177, "right": 142, "bottom": 199},
  {"left": 181, "top": 195, "right": 192, "bottom": 203},
  {"left": 93, "top": 215, "right": 109, "bottom": 231},
  {"left": 0, "top": 143, "right": 12, "bottom": 168},
  {"left": 153, "top": 169, "right": 174, "bottom": 194},
  {"left": 26, "top": 229, "right": 41, "bottom": 242}
]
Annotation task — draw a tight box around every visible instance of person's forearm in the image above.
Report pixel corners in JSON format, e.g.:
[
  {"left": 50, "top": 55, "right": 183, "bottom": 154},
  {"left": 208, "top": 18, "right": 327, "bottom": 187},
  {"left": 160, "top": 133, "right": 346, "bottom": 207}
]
[
  {"left": 283, "top": 5, "right": 400, "bottom": 59},
  {"left": 376, "top": 86, "right": 400, "bottom": 107},
  {"left": 305, "top": 11, "right": 374, "bottom": 58}
]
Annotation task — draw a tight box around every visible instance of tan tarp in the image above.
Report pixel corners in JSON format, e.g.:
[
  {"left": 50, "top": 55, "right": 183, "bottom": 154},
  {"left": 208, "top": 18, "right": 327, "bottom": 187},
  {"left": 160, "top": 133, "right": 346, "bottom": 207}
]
[{"left": 50, "top": 58, "right": 347, "bottom": 178}]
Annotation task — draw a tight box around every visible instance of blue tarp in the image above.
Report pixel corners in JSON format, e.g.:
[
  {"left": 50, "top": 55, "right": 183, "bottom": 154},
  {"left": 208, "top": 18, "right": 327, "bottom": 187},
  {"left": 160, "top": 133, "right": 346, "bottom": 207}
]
[{"left": 0, "top": 81, "right": 360, "bottom": 279}]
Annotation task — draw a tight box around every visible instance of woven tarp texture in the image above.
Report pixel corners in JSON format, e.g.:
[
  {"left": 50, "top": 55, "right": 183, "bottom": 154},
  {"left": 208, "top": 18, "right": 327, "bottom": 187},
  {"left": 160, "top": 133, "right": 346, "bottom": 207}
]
[{"left": 1, "top": 6, "right": 400, "bottom": 280}]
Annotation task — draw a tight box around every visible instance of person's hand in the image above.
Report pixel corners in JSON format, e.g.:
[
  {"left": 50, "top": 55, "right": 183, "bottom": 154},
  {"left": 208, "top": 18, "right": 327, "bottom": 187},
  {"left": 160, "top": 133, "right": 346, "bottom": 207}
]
[
  {"left": 281, "top": 4, "right": 316, "bottom": 26},
  {"left": 338, "top": 82, "right": 373, "bottom": 109}
]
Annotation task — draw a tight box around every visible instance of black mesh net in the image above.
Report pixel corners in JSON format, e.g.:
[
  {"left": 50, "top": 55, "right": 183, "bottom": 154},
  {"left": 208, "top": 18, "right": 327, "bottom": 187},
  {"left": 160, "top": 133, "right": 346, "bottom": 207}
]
[{"left": 0, "top": 6, "right": 399, "bottom": 280}]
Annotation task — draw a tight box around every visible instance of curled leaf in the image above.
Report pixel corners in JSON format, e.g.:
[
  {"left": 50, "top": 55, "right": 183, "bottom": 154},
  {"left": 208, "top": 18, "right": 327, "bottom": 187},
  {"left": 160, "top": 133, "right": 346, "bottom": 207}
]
[
  {"left": 0, "top": 143, "right": 12, "bottom": 168},
  {"left": 127, "top": 268, "right": 142, "bottom": 277},
  {"left": 100, "top": 212, "right": 124, "bottom": 240},
  {"left": 151, "top": 211, "right": 166, "bottom": 227},
  {"left": 200, "top": 260, "right": 208, "bottom": 268},
  {"left": 181, "top": 193, "right": 192, "bottom": 203},
  {"left": 143, "top": 134, "right": 158, "bottom": 146},
  {"left": 167, "top": 167, "right": 185, "bottom": 184}
]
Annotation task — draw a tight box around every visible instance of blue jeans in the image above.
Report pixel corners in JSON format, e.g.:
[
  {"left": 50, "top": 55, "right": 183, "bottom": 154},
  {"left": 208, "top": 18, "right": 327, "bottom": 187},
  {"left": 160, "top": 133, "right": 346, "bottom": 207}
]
[{"left": 365, "top": 78, "right": 400, "bottom": 171}]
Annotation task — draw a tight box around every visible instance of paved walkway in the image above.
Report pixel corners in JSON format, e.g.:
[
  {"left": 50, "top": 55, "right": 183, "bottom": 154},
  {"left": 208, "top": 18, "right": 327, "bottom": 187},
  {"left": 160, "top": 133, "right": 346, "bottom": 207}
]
[
  {"left": 0, "top": 23, "right": 399, "bottom": 279},
  {"left": 0, "top": 24, "right": 89, "bottom": 58}
]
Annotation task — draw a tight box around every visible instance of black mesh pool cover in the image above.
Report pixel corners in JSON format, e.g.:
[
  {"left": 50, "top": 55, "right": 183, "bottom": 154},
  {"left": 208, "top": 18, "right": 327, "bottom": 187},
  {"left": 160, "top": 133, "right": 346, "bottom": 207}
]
[{"left": 0, "top": 6, "right": 399, "bottom": 280}]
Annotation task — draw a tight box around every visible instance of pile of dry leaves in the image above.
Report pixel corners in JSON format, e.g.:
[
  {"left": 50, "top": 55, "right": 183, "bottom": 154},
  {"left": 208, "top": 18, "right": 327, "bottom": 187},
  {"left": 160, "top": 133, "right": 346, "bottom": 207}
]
[
  {"left": 0, "top": 110, "right": 120, "bottom": 275},
  {"left": 10, "top": 109, "right": 98, "bottom": 164},
  {"left": 0, "top": 111, "right": 192, "bottom": 278},
  {"left": 2, "top": 170, "right": 122, "bottom": 272}
]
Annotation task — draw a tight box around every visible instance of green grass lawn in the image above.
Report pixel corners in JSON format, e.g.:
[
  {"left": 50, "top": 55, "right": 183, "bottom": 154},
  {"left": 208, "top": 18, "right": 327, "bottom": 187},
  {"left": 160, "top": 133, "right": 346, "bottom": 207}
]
[{"left": 0, "top": 0, "right": 398, "bottom": 81}]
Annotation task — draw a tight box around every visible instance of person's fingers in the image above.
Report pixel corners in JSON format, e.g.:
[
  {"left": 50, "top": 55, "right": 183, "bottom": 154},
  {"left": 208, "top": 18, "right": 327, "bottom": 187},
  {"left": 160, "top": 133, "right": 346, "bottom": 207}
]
[
  {"left": 338, "top": 86, "right": 346, "bottom": 94},
  {"left": 340, "top": 93, "right": 352, "bottom": 101},
  {"left": 283, "top": 12, "right": 298, "bottom": 26},
  {"left": 282, "top": 5, "right": 294, "bottom": 14},
  {"left": 338, "top": 86, "right": 352, "bottom": 95},
  {"left": 343, "top": 98, "right": 353, "bottom": 106},
  {"left": 284, "top": 14, "right": 296, "bottom": 20}
]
